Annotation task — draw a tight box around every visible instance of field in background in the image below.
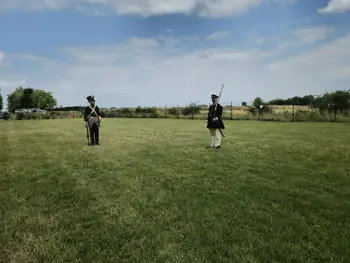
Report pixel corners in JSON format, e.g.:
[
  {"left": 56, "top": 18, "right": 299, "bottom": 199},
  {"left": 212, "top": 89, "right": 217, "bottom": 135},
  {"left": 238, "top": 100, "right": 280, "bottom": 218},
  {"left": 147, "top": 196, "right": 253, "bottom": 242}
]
[
  {"left": 200, "top": 105, "right": 311, "bottom": 117},
  {"left": 1, "top": 118, "right": 350, "bottom": 262},
  {"left": 7, "top": 104, "right": 349, "bottom": 122}
]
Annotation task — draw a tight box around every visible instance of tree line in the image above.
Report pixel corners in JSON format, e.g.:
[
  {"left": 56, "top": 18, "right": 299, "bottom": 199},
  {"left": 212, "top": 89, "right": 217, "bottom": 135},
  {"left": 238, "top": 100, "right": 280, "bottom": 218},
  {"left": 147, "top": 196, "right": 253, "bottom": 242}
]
[
  {"left": 2, "top": 87, "right": 57, "bottom": 113},
  {"left": 240, "top": 92, "right": 350, "bottom": 109},
  {"left": 248, "top": 90, "right": 350, "bottom": 120},
  {"left": 268, "top": 95, "right": 316, "bottom": 106},
  {"left": 0, "top": 91, "right": 3, "bottom": 112},
  {"left": 1, "top": 86, "right": 349, "bottom": 118}
]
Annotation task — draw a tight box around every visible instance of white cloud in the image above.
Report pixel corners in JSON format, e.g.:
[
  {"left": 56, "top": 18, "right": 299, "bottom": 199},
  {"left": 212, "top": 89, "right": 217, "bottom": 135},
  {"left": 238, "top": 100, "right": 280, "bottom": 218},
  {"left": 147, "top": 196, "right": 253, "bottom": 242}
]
[
  {"left": 1, "top": 31, "right": 350, "bottom": 107},
  {"left": 275, "top": 26, "right": 334, "bottom": 52},
  {"left": 0, "top": 0, "right": 263, "bottom": 17},
  {"left": 0, "top": 51, "right": 5, "bottom": 65},
  {"left": 206, "top": 31, "right": 231, "bottom": 40},
  {"left": 291, "top": 26, "right": 333, "bottom": 45},
  {"left": 319, "top": 0, "right": 350, "bottom": 14},
  {"left": 270, "top": 0, "right": 299, "bottom": 6},
  {"left": 266, "top": 34, "right": 350, "bottom": 80},
  {"left": 0, "top": 0, "right": 65, "bottom": 12}
]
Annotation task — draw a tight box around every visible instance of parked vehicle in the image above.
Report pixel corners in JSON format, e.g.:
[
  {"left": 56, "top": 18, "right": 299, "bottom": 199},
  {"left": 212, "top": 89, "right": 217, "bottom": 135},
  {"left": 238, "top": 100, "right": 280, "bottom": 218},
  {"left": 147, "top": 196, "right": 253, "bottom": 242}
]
[
  {"left": 15, "top": 108, "right": 47, "bottom": 113},
  {"left": 15, "top": 109, "right": 30, "bottom": 113}
]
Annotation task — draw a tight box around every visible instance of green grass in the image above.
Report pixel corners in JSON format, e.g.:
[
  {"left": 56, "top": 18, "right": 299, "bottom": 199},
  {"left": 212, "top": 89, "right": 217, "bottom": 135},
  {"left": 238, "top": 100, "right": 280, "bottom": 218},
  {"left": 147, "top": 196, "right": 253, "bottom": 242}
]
[{"left": 1, "top": 119, "right": 350, "bottom": 263}]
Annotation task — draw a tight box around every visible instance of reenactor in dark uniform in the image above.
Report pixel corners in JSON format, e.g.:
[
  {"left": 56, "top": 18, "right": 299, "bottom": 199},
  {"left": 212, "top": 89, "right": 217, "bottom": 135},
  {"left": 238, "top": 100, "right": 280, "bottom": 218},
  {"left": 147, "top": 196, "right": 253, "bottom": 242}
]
[
  {"left": 207, "top": 93, "right": 225, "bottom": 148},
  {"left": 84, "top": 95, "right": 101, "bottom": 146}
]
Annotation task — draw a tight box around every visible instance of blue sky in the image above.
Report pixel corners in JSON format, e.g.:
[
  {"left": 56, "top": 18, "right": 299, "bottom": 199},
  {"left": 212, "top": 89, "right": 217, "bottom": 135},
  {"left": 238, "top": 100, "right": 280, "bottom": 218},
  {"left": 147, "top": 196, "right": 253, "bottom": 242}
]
[{"left": 1, "top": 0, "right": 350, "bottom": 108}]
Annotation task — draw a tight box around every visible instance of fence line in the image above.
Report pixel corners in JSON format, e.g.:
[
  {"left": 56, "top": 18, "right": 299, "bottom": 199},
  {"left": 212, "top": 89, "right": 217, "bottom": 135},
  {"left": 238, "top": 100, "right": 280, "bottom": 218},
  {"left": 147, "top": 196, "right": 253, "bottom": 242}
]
[{"left": 7, "top": 104, "right": 350, "bottom": 123}]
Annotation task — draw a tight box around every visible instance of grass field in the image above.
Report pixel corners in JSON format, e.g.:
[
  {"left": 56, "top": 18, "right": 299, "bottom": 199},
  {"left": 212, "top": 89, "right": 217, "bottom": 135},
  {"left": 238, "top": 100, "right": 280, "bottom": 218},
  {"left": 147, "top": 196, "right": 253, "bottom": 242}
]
[{"left": 1, "top": 119, "right": 350, "bottom": 263}]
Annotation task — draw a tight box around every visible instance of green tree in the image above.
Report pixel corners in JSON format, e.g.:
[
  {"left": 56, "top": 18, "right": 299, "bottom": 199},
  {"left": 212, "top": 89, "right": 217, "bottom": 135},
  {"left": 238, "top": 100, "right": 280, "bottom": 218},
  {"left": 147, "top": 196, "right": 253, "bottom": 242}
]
[
  {"left": 7, "top": 87, "right": 24, "bottom": 113},
  {"left": 166, "top": 107, "right": 179, "bottom": 115},
  {"left": 20, "top": 88, "right": 34, "bottom": 109},
  {"left": 321, "top": 90, "right": 350, "bottom": 120},
  {"left": 247, "top": 97, "right": 272, "bottom": 116},
  {"left": 311, "top": 95, "right": 324, "bottom": 109},
  {"left": 292, "top": 96, "right": 301, "bottom": 105},
  {"left": 32, "top": 89, "right": 57, "bottom": 109},
  {"left": 300, "top": 95, "right": 315, "bottom": 106},
  {"left": 268, "top": 98, "right": 286, "bottom": 105},
  {"left": 0, "top": 90, "right": 3, "bottom": 111},
  {"left": 7, "top": 86, "right": 57, "bottom": 113},
  {"left": 269, "top": 95, "right": 315, "bottom": 106},
  {"left": 181, "top": 102, "right": 201, "bottom": 116}
]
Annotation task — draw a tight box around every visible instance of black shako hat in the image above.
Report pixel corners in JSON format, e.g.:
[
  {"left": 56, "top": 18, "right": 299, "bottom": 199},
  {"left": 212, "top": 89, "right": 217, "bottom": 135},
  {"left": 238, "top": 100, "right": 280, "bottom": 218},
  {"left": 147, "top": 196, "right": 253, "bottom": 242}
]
[
  {"left": 87, "top": 95, "right": 95, "bottom": 102},
  {"left": 211, "top": 94, "right": 218, "bottom": 99}
]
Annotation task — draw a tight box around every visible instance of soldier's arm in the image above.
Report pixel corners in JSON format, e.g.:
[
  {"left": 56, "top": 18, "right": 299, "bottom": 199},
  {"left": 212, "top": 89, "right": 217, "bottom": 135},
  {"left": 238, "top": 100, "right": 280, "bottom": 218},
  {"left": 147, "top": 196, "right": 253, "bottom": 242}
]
[
  {"left": 96, "top": 106, "right": 102, "bottom": 121},
  {"left": 83, "top": 107, "right": 88, "bottom": 121},
  {"left": 207, "top": 106, "right": 211, "bottom": 120},
  {"left": 216, "top": 105, "right": 223, "bottom": 119}
]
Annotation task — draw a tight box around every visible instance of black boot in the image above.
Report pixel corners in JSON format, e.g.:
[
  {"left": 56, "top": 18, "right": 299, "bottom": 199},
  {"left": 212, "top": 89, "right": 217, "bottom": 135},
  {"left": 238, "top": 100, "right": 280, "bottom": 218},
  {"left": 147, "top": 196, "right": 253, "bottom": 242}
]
[
  {"left": 90, "top": 137, "right": 95, "bottom": 146},
  {"left": 95, "top": 126, "right": 100, "bottom": 146}
]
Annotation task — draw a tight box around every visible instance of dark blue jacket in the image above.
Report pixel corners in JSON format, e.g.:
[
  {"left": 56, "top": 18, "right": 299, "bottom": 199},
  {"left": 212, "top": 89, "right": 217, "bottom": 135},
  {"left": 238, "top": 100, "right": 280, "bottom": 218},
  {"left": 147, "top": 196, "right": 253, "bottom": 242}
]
[{"left": 207, "top": 104, "right": 225, "bottom": 129}]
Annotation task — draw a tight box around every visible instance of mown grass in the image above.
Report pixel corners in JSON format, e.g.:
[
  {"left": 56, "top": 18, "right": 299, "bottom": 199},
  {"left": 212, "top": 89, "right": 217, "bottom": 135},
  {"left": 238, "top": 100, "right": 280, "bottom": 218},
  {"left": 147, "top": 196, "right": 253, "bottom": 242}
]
[{"left": 1, "top": 118, "right": 350, "bottom": 263}]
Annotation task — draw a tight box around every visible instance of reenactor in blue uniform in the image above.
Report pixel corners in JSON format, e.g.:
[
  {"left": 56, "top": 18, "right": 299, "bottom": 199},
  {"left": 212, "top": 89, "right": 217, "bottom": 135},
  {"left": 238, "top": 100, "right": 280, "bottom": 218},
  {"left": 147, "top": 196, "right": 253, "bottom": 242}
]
[
  {"left": 84, "top": 95, "right": 101, "bottom": 146},
  {"left": 207, "top": 94, "right": 225, "bottom": 148}
]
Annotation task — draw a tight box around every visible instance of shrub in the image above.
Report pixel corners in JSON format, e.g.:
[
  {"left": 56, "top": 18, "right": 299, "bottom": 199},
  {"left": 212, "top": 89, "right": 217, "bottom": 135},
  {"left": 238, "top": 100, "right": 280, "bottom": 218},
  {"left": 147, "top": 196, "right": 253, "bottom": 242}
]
[
  {"left": 167, "top": 107, "right": 179, "bottom": 116},
  {"left": 3, "top": 112, "right": 10, "bottom": 120},
  {"left": 181, "top": 103, "right": 201, "bottom": 116},
  {"left": 246, "top": 97, "right": 272, "bottom": 116},
  {"left": 105, "top": 111, "right": 116, "bottom": 118},
  {"left": 16, "top": 112, "right": 25, "bottom": 120},
  {"left": 135, "top": 106, "right": 157, "bottom": 116},
  {"left": 116, "top": 108, "right": 133, "bottom": 117},
  {"left": 100, "top": 111, "right": 106, "bottom": 118},
  {"left": 27, "top": 114, "right": 38, "bottom": 119}
]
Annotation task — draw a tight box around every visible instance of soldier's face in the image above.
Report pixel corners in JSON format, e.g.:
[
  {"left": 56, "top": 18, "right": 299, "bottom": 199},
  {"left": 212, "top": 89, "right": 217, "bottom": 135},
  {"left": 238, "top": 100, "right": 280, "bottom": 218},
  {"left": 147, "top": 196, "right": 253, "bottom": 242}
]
[
  {"left": 90, "top": 100, "right": 95, "bottom": 105},
  {"left": 211, "top": 97, "right": 217, "bottom": 103}
]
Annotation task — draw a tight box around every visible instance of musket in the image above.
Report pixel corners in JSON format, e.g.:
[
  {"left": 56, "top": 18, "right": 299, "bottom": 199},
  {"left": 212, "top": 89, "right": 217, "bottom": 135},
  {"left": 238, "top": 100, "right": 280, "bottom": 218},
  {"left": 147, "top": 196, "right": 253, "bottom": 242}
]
[
  {"left": 215, "top": 84, "right": 224, "bottom": 111},
  {"left": 85, "top": 121, "right": 90, "bottom": 145},
  {"left": 214, "top": 84, "right": 225, "bottom": 138},
  {"left": 83, "top": 96, "right": 91, "bottom": 146}
]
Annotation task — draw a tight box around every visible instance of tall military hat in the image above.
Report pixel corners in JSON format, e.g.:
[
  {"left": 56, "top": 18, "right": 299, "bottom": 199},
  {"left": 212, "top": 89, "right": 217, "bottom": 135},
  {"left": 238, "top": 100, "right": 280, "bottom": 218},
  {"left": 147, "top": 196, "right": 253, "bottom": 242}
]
[{"left": 87, "top": 95, "right": 95, "bottom": 102}]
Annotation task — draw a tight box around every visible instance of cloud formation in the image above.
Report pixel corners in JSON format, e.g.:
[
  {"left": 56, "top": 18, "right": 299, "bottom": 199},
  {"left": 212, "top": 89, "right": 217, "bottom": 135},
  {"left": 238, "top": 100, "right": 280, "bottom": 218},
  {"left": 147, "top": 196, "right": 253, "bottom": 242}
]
[
  {"left": 319, "top": 0, "right": 350, "bottom": 14},
  {"left": 2, "top": 0, "right": 349, "bottom": 17},
  {"left": 1, "top": 28, "right": 349, "bottom": 108},
  {"left": 0, "top": 0, "right": 264, "bottom": 17},
  {"left": 0, "top": 51, "right": 5, "bottom": 65},
  {"left": 275, "top": 26, "right": 334, "bottom": 52},
  {"left": 291, "top": 26, "right": 333, "bottom": 46}
]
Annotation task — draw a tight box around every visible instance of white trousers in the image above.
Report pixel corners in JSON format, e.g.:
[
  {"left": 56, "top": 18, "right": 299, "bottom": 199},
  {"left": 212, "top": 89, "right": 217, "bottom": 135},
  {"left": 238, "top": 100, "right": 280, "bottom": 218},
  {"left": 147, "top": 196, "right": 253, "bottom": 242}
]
[{"left": 209, "top": 129, "right": 221, "bottom": 147}]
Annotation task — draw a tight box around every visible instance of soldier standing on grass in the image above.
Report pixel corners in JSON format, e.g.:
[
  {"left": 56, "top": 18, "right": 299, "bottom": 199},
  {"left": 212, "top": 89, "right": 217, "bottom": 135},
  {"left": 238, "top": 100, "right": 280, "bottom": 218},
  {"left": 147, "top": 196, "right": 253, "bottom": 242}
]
[
  {"left": 207, "top": 93, "right": 225, "bottom": 149},
  {"left": 84, "top": 95, "right": 101, "bottom": 146}
]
